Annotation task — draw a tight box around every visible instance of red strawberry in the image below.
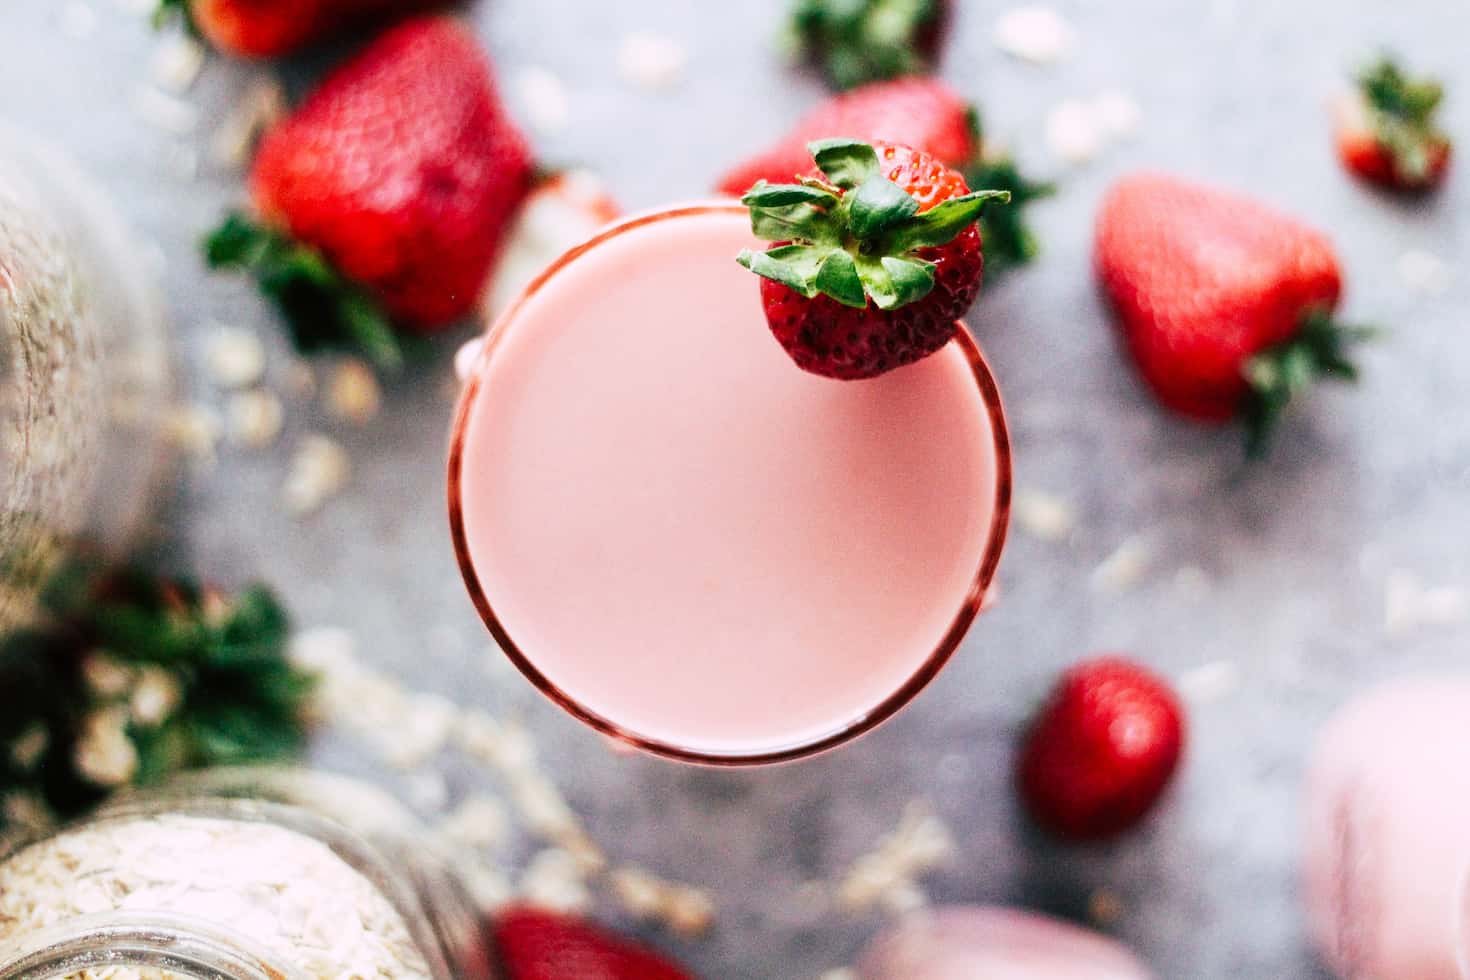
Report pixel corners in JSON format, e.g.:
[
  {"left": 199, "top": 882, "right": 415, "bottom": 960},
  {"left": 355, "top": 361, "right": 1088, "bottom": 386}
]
[
  {"left": 716, "top": 78, "right": 977, "bottom": 198},
  {"left": 494, "top": 906, "right": 695, "bottom": 980},
  {"left": 1094, "top": 173, "right": 1370, "bottom": 455},
  {"left": 790, "top": 0, "right": 952, "bottom": 91},
  {"left": 206, "top": 17, "right": 533, "bottom": 369},
  {"left": 715, "top": 79, "right": 1052, "bottom": 275},
  {"left": 1018, "top": 656, "right": 1185, "bottom": 841},
  {"left": 155, "top": 0, "right": 434, "bottom": 58},
  {"left": 737, "top": 139, "right": 1008, "bottom": 380},
  {"left": 1335, "top": 57, "right": 1451, "bottom": 192}
]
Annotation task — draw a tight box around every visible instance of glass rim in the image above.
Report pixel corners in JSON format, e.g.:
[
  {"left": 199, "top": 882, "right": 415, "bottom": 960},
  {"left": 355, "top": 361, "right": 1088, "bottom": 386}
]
[{"left": 447, "top": 201, "right": 1012, "bottom": 766}]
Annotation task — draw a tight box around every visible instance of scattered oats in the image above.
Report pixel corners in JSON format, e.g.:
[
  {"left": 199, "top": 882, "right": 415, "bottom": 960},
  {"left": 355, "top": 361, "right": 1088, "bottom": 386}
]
[
  {"left": 837, "top": 801, "right": 952, "bottom": 914},
  {"left": 1091, "top": 535, "right": 1154, "bottom": 592},
  {"left": 9, "top": 725, "right": 48, "bottom": 771},
  {"left": 510, "top": 771, "right": 581, "bottom": 842},
  {"left": 1093, "top": 89, "right": 1143, "bottom": 140},
  {"left": 384, "top": 692, "right": 457, "bottom": 769},
  {"left": 74, "top": 707, "right": 139, "bottom": 787},
  {"left": 439, "top": 793, "right": 511, "bottom": 850},
  {"left": 1088, "top": 888, "right": 1126, "bottom": 927},
  {"left": 519, "top": 848, "right": 592, "bottom": 913},
  {"left": 131, "top": 84, "right": 199, "bottom": 134},
  {"left": 454, "top": 337, "right": 486, "bottom": 382},
  {"left": 289, "top": 626, "right": 358, "bottom": 674},
  {"left": 326, "top": 358, "right": 382, "bottom": 424},
  {"left": 1397, "top": 248, "right": 1452, "bottom": 296},
  {"left": 212, "top": 76, "right": 288, "bottom": 168},
  {"left": 82, "top": 652, "right": 135, "bottom": 698},
  {"left": 58, "top": 1, "right": 98, "bottom": 38},
  {"left": 993, "top": 5, "right": 1076, "bottom": 64},
  {"left": 205, "top": 323, "right": 267, "bottom": 389},
  {"left": 610, "top": 866, "right": 667, "bottom": 919},
  {"left": 879, "top": 879, "right": 928, "bottom": 915},
  {"left": 129, "top": 666, "right": 183, "bottom": 726},
  {"left": 1384, "top": 569, "right": 1468, "bottom": 636},
  {"left": 1045, "top": 98, "right": 1105, "bottom": 165},
  {"left": 461, "top": 861, "right": 514, "bottom": 911},
  {"left": 821, "top": 970, "right": 858, "bottom": 980},
  {"left": 518, "top": 66, "right": 570, "bottom": 132},
  {"left": 151, "top": 33, "right": 207, "bottom": 93},
  {"left": 1013, "top": 489, "right": 1076, "bottom": 542},
  {"left": 227, "top": 389, "right": 284, "bottom": 449},
  {"left": 664, "top": 883, "right": 716, "bottom": 937},
  {"left": 1178, "top": 660, "right": 1240, "bottom": 704},
  {"left": 617, "top": 32, "right": 688, "bottom": 90},
  {"left": 282, "top": 434, "right": 351, "bottom": 515},
  {"left": 166, "top": 403, "right": 223, "bottom": 467},
  {"left": 405, "top": 770, "right": 450, "bottom": 813}
]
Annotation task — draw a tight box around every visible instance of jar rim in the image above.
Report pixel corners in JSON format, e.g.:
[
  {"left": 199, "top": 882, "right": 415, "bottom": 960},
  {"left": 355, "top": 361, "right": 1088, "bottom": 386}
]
[{"left": 0, "top": 911, "right": 304, "bottom": 980}]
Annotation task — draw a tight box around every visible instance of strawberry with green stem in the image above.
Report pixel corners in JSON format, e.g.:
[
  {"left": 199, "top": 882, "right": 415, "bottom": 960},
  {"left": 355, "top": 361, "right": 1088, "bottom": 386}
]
[
  {"left": 716, "top": 78, "right": 1052, "bottom": 275},
  {"left": 206, "top": 17, "right": 534, "bottom": 371},
  {"left": 788, "top": 0, "right": 951, "bottom": 91},
  {"left": 1094, "top": 173, "right": 1373, "bottom": 456},
  {"left": 737, "top": 138, "right": 1008, "bottom": 380},
  {"left": 1336, "top": 56, "right": 1451, "bottom": 192}
]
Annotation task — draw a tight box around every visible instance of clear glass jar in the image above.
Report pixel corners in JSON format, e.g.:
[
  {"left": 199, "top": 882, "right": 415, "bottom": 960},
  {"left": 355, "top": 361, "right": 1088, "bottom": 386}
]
[
  {"left": 0, "top": 768, "right": 496, "bottom": 980},
  {"left": 0, "top": 123, "right": 173, "bottom": 631}
]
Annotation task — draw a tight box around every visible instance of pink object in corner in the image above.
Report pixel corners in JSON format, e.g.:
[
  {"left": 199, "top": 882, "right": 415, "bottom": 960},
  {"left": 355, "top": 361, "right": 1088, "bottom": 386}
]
[
  {"left": 857, "top": 906, "right": 1154, "bottom": 979},
  {"left": 1303, "top": 676, "right": 1470, "bottom": 980}
]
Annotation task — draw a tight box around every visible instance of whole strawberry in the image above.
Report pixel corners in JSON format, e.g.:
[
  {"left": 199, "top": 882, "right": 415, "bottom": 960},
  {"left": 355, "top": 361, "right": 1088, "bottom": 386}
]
[
  {"left": 789, "top": 0, "right": 951, "bottom": 91},
  {"left": 1335, "top": 57, "right": 1451, "bottom": 193},
  {"left": 716, "top": 79, "right": 1052, "bottom": 275},
  {"left": 1018, "top": 656, "right": 1185, "bottom": 841},
  {"left": 737, "top": 139, "right": 1008, "bottom": 380},
  {"left": 1094, "top": 173, "right": 1371, "bottom": 455},
  {"left": 155, "top": 0, "right": 435, "bottom": 58},
  {"left": 206, "top": 16, "right": 533, "bottom": 369},
  {"left": 494, "top": 906, "right": 695, "bottom": 980}
]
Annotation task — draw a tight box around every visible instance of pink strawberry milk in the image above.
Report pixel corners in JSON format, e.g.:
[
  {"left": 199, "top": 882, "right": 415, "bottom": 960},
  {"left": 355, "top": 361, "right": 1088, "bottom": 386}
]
[{"left": 449, "top": 203, "right": 1009, "bottom": 763}]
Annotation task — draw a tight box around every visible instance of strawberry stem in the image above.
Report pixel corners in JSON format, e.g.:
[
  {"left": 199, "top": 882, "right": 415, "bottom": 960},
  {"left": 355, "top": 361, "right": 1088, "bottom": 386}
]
[
  {"left": 205, "top": 213, "right": 405, "bottom": 373},
  {"left": 1356, "top": 56, "right": 1448, "bottom": 187},
  {"left": 736, "top": 139, "right": 1010, "bottom": 311},
  {"left": 789, "top": 0, "right": 947, "bottom": 91},
  {"left": 1241, "top": 311, "right": 1376, "bottom": 458}
]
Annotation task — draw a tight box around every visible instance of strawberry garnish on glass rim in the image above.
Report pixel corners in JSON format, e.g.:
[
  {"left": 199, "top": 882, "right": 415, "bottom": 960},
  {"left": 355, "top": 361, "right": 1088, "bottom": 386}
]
[{"left": 736, "top": 138, "right": 1008, "bottom": 380}]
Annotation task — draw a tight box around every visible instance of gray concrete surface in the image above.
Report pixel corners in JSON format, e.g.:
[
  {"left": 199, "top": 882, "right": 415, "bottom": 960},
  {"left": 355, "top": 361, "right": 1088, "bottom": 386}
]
[{"left": 4, "top": 1, "right": 1469, "bottom": 976}]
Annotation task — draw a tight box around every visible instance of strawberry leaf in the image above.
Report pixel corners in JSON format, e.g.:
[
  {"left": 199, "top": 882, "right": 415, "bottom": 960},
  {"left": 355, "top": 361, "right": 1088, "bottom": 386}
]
[
  {"left": 205, "top": 212, "right": 404, "bottom": 373},
  {"left": 855, "top": 253, "right": 935, "bottom": 309},
  {"left": 1241, "top": 311, "right": 1375, "bottom": 458},
  {"left": 736, "top": 244, "right": 829, "bottom": 297},
  {"left": 814, "top": 249, "right": 866, "bottom": 308},
  {"left": 847, "top": 176, "right": 920, "bottom": 238},
  {"left": 809, "top": 138, "right": 881, "bottom": 189},
  {"left": 885, "top": 189, "right": 1011, "bottom": 252}
]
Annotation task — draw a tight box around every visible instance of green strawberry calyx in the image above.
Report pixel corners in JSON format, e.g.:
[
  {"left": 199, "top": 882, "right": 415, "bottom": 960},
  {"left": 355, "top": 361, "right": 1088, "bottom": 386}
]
[
  {"left": 736, "top": 139, "right": 1009, "bottom": 311},
  {"left": 152, "top": 0, "right": 201, "bottom": 37},
  {"left": 963, "top": 106, "right": 1056, "bottom": 275},
  {"left": 1241, "top": 311, "right": 1377, "bottom": 458},
  {"left": 205, "top": 213, "right": 405, "bottom": 373},
  {"left": 789, "top": 0, "right": 946, "bottom": 91},
  {"left": 1357, "top": 56, "right": 1449, "bottom": 184}
]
